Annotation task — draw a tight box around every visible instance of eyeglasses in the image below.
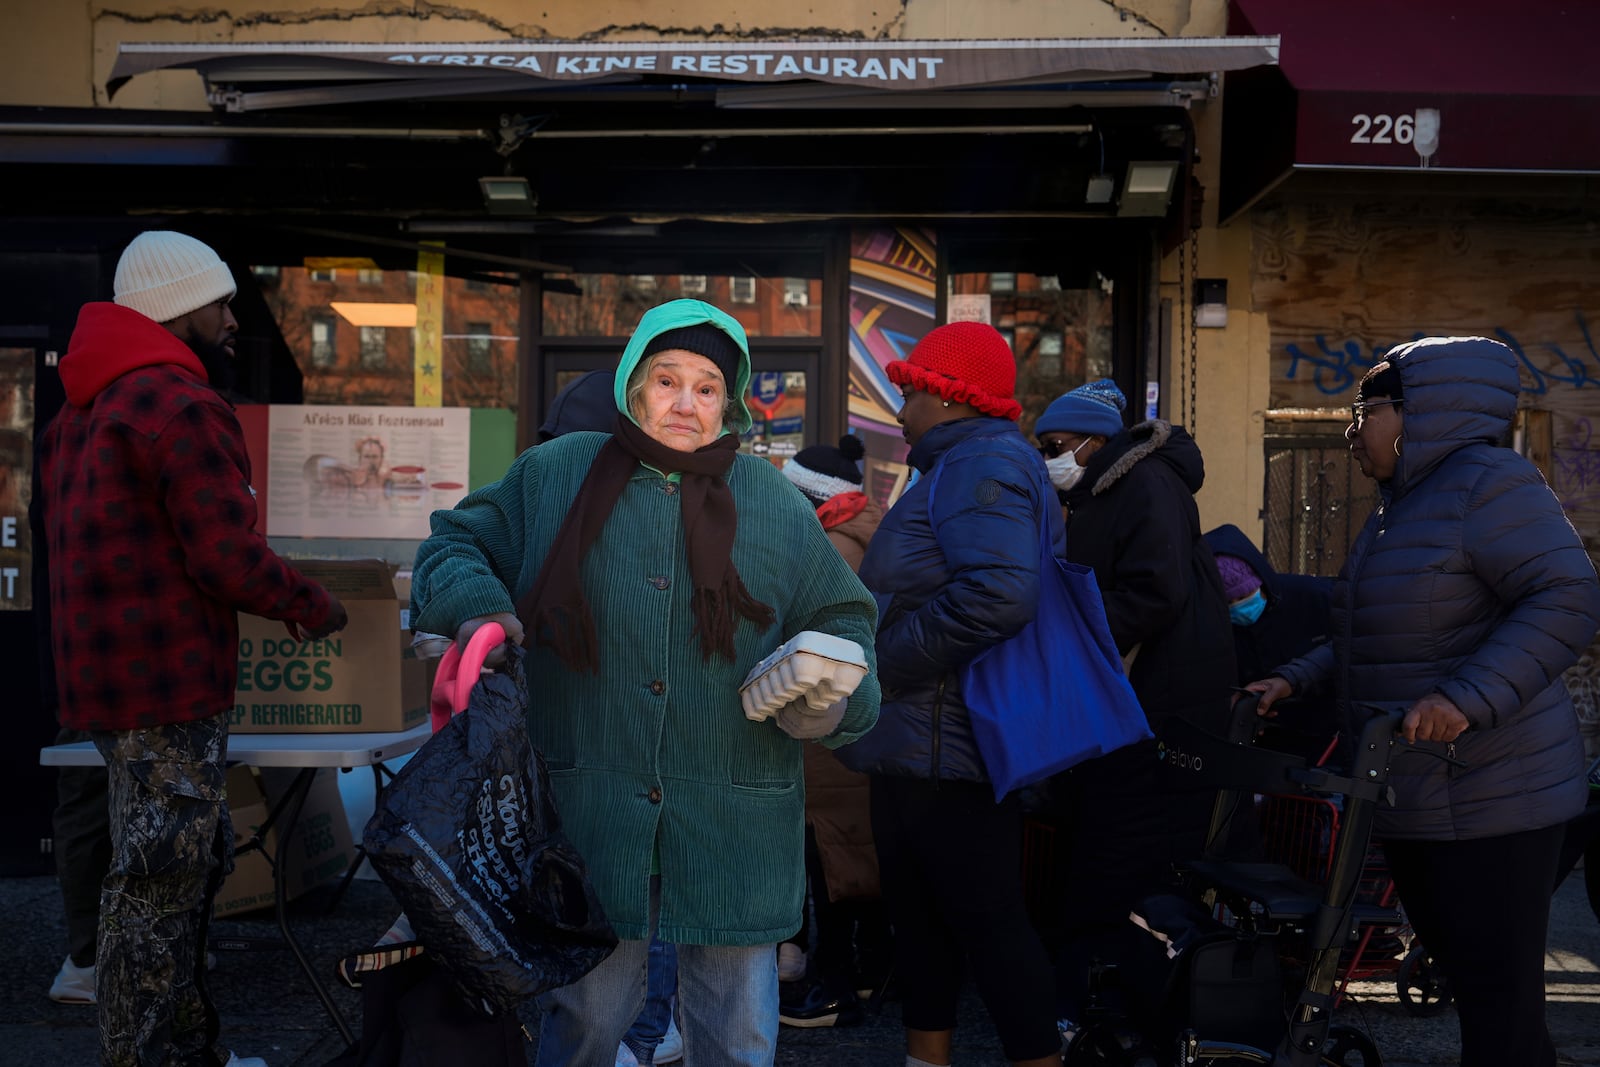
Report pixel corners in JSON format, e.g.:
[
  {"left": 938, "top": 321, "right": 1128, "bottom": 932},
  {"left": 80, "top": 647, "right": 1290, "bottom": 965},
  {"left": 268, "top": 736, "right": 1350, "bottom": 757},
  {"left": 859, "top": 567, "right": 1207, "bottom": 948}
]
[
  {"left": 1038, "top": 438, "right": 1083, "bottom": 459},
  {"left": 1349, "top": 398, "right": 1402, "bottom": 427}
]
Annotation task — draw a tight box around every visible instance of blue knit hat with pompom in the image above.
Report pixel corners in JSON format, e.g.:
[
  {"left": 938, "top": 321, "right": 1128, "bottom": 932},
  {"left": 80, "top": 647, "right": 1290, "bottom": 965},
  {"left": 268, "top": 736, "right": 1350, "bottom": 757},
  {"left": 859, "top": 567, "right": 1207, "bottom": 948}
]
[{"left": 1035, "top": 378, "right": 1127, "bottom": 438}]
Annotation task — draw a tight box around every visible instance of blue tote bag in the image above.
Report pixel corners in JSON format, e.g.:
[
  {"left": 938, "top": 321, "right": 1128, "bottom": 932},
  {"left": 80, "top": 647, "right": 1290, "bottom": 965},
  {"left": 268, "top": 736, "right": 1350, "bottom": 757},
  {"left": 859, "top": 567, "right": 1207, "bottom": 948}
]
[{"left": 929, "top": 460, "right": 1151, "bottom": 800}]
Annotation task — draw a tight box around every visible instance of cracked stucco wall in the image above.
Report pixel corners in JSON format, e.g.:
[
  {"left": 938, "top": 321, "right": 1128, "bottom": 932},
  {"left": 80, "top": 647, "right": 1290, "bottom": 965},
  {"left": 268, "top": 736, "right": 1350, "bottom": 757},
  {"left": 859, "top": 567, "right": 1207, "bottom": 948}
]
[{"left": 0, "top": 0, "right": 1224, "bottom": 109}]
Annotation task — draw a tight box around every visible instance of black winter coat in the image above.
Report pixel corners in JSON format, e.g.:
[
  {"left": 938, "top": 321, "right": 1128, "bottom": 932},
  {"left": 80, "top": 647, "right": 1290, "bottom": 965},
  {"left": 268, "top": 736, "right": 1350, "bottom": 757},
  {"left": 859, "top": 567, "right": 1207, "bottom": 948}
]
[{"left": 1061, "top": 420, "right": 1235, "bottom": 733}]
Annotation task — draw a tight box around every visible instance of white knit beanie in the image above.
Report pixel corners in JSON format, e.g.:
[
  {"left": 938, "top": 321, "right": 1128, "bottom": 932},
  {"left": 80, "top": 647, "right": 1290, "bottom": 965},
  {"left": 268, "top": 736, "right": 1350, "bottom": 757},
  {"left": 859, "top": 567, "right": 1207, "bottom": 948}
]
[{"left": 113, "top": 231, "right": 237, "bottom": 324}]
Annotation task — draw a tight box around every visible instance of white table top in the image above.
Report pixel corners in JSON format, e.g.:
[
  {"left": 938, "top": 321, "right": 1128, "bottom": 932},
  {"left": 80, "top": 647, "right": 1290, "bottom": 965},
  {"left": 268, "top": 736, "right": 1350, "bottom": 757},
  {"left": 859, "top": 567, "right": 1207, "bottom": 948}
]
[{"left": 40, "top": 722, "right": 432, "bottom": 769}]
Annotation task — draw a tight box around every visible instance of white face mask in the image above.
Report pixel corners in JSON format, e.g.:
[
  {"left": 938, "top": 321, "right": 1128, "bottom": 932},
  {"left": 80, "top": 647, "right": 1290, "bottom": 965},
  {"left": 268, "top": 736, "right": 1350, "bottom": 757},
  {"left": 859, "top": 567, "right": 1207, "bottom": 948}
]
[{"left": 1045, "top": 441, "right": 1089, "bottom": 491}]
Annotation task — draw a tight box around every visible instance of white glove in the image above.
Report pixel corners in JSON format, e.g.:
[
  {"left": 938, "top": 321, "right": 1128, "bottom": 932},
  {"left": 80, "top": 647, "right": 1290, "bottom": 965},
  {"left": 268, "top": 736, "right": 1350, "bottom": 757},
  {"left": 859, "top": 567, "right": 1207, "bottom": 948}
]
[{"left": 774, "top": 696, "right": 847, "bottom": 740}]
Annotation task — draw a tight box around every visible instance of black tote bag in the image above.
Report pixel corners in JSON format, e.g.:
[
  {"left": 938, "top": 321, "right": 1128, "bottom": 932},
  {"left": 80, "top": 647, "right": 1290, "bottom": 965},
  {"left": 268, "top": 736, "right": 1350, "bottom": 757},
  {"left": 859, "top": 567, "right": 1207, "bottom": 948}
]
[{"left": 364, "top": 629, "right": 617, "bottom": 1012}]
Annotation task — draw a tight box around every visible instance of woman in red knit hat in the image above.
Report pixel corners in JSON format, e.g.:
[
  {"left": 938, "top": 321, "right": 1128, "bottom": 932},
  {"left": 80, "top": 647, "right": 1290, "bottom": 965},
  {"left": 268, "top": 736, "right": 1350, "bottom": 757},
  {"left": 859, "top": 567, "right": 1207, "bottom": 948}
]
[{"left": 835, "top": 322, "right": 1063, "bottom": 1067}]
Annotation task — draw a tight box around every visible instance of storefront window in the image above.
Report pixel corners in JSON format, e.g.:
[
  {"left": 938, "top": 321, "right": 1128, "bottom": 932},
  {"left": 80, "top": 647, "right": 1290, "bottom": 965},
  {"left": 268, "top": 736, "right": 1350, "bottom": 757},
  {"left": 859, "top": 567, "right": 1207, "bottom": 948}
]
[
  {"left": 948, "top": 271, "right": 1113, "bottom": 438},
  {"left": 743, "top": 370, "right": 808, "bottom": 464},
  {"left": 246, "top": 264, "right": 523, "bottom": 565},
  {"left": 541, "top": 272, "right": 822, "bottom": 338},
  {"left": 254, "top": 265, "right": 521, "bottom": 411}
]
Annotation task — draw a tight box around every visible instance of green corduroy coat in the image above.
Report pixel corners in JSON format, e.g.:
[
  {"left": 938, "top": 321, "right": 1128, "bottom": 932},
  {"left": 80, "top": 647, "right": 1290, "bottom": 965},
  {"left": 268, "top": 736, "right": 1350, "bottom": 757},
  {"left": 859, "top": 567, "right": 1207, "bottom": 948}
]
[{"left": 411, "top": 432, "right": 881, "bottom": 945}]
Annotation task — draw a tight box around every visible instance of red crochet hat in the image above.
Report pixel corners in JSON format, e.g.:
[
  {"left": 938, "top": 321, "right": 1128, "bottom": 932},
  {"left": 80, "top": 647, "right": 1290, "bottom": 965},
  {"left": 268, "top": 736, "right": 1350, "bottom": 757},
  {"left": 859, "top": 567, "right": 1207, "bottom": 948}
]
[{"left": 887, "top": 322, "right": 1022, "bottom": 421}]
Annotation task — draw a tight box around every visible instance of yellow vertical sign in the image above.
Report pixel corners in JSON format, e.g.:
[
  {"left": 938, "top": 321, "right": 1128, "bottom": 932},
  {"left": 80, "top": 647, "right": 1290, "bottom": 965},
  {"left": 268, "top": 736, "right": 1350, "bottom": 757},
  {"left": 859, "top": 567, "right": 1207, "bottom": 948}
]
[{"left": 413, "top": 242, "right": 445, "bottom": 407}]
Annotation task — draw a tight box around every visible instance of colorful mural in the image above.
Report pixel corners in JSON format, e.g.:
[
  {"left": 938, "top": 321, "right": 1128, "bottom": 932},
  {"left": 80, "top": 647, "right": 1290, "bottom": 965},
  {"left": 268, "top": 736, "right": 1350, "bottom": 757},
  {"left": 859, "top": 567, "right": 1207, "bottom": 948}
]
[{"left": 849, "top": 227, "right": 937, "bottom": 506}]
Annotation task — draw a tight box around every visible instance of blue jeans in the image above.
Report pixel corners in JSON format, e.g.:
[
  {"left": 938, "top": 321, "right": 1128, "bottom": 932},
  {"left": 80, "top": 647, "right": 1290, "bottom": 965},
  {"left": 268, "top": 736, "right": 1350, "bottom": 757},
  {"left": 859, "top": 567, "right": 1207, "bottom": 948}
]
[
  {"left": 622, "top": 936, "right": 678, "bottom": 1061},
  {"left": 535, "top": 878, "right": 778, "bottom": 1067}
]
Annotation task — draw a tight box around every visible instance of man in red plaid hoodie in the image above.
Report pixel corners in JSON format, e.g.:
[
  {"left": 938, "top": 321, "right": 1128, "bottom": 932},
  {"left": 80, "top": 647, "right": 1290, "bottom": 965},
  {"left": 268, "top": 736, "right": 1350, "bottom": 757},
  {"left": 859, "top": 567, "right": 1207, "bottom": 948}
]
[{"left": 36, "top": 230, "right": 348, "bottom": 1067}]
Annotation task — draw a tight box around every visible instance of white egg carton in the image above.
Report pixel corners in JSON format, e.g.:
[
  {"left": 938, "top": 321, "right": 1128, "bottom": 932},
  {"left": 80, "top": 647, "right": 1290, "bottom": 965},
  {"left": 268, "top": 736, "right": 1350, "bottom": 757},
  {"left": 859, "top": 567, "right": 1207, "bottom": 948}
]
[{"left": 739, "top": 630, "right": 869, "bottom": 722}]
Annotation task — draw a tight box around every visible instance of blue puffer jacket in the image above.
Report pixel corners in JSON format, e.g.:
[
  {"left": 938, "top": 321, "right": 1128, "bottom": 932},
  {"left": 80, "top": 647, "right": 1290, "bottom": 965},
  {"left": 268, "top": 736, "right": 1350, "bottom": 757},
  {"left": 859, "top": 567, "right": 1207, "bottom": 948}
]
[
  {"left": 836, "top": 417, "right": 1063, "bottom": 783},
  {"left": 1277, "top": 337, "right": 1600, "bottom": 840}
]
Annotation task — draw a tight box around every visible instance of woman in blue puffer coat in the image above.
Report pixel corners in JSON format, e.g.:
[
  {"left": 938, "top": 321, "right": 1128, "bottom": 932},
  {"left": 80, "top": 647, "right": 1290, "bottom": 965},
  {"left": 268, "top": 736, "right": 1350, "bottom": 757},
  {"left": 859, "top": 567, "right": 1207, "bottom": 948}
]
[
  {"left": 837, "top": 322, "right": 1062, "bottom": 1067},
  {"left": 1247, "top": 336, "right": 1600, "bottom": 1067}
]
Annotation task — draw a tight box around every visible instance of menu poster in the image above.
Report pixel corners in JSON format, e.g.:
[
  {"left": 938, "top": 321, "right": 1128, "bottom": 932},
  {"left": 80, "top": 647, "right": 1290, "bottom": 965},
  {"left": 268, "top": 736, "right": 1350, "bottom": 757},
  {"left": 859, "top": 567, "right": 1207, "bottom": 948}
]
[{"left": 263, "top": 405, "right": 472, "bottom": 539}]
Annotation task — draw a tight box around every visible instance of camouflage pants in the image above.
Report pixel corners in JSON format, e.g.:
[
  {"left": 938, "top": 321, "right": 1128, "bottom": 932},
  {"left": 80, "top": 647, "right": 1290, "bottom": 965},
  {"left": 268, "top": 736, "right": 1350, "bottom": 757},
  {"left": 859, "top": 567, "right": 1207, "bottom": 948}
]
[{"left": 90, "top": 715, "right": 235, "bottom": 1067}]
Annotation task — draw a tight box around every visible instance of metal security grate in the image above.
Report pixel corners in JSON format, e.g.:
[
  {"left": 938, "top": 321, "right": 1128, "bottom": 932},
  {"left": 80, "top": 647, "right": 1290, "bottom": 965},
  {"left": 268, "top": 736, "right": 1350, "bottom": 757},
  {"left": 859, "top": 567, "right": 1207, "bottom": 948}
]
[{"left": 1262, "top": 422, "right": 1379, "bottom": 578}]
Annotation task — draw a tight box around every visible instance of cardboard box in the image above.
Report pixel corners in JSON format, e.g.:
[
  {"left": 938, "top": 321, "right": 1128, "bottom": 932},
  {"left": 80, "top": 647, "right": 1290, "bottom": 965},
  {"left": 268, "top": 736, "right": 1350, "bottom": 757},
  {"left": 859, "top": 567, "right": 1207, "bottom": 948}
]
[
  {"left": 214, "top": 765, "right": 356, "bottom": 917},
  {"left": 231, "top": 559, "right": 431, "bottom": 733}
]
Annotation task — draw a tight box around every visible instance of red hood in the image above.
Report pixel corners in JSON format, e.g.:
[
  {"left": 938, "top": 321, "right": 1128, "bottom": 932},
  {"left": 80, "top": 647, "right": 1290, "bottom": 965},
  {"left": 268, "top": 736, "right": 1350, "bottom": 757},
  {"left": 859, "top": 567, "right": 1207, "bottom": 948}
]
[
  {"left": 61, "top": 302, "right": 208, "bottom": 406},
  {"left": 817, "top": 491, "right": 871, "bottom": 531}
]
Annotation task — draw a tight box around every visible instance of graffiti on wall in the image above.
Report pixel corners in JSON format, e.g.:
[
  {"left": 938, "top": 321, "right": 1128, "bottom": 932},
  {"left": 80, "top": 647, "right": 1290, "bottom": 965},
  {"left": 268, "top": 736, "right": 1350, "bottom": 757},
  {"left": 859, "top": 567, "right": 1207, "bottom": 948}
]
[
  {"left": 1553, "top": 417, "right": 1600, "bottom": 518},
  {"left": 1282, "top": 311, "right": 1600, "bottom": 398}
]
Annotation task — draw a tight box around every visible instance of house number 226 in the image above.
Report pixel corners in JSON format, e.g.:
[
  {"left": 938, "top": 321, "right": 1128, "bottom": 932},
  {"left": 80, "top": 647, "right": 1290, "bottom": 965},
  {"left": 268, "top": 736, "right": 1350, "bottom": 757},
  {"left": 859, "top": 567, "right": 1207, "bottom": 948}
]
[{"left": 1350, "top": 114, "right": 1415, "bottom": 144}]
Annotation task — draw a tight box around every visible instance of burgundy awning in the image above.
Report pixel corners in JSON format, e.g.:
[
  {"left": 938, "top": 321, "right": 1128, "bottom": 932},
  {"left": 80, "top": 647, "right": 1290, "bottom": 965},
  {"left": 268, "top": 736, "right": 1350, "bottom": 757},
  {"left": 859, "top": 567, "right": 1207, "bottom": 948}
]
[{"left": 1221, "top": 0, "right": 1600, "bottom": 217}]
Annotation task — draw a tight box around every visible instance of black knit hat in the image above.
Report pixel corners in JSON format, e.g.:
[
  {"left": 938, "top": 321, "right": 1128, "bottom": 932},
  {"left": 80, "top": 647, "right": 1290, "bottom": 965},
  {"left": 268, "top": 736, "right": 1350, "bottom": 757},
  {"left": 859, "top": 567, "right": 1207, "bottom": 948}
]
[
  {"left": 642, "top": 324, "right": 744, "bottom": 392},
  {"left": 783, "top": 434, "right": 866, "bottom": 507},
  {"left": 538, "top": 370, "right": 617, "bottom": 441}
]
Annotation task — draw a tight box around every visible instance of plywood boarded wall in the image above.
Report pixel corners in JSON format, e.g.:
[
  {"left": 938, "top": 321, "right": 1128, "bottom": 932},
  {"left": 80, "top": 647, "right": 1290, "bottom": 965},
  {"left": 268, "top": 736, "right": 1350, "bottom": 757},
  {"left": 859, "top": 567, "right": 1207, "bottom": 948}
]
[{"left": 1251, "top": 192, "right": 1600, "bottom": 545}]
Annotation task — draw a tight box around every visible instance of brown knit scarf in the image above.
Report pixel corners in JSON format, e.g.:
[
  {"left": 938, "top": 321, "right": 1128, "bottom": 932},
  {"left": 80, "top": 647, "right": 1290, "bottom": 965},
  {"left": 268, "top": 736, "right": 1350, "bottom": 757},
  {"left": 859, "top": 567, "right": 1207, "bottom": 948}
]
[{"left": 518, "top": 413, "right": 776, "bottom": 673}]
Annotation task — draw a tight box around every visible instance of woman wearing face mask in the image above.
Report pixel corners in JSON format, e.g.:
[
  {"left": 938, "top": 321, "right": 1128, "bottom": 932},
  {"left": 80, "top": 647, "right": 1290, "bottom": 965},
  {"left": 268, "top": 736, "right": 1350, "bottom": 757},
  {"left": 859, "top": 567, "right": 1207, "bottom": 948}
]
[
  {"left": 1030, "top": 378, "right": 1236, "bottom": 1033},
  {"left": 1201, "top": 526, "right": 1337, "bottom": 759}
]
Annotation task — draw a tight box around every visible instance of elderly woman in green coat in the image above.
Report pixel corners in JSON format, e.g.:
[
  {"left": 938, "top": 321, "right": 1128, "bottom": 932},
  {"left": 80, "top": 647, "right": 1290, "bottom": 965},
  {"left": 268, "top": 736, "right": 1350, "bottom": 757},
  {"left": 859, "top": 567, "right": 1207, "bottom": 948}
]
[{"left": 410, "top": 299, "right": 880, "bottom": 1067}]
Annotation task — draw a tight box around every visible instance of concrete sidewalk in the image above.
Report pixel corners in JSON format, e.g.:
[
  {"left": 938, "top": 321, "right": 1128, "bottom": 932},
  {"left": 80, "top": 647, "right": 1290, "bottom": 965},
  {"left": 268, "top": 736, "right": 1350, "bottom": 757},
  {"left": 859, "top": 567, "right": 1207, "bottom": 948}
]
[{"left": 3, "top": 872, "right": 1596, "bottom": 1065}]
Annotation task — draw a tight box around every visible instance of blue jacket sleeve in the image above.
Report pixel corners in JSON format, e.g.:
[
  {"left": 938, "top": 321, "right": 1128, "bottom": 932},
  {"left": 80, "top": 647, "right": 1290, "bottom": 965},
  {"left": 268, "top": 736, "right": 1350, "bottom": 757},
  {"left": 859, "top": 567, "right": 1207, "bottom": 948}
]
[
  {"left": 875, "top": 451, "right": 1044, "bottom": 690},
  {"left": 1435, "top": 462, "right": 1600, "bottom": 729}
]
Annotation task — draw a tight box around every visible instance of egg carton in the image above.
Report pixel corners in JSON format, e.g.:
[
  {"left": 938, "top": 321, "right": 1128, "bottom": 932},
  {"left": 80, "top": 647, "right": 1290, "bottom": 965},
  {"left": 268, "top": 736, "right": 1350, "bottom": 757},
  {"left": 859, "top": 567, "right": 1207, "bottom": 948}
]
[{"left": 739, "top": 630, "right": 869, "bottom": 722}]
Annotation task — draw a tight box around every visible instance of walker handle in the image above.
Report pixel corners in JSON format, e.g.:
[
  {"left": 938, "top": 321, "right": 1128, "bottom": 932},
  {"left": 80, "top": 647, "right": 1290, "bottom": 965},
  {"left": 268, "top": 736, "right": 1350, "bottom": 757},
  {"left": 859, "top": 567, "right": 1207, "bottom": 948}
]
[{"left": 428, "top": 621, "right": 507, "bottom": 732}]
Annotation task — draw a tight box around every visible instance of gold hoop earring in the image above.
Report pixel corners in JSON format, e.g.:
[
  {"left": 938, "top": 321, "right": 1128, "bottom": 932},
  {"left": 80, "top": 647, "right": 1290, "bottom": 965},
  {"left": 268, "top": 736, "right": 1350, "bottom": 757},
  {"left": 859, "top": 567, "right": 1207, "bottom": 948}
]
[{"left": 1392, "top": 435, "right": 1403, "bottom": 457}]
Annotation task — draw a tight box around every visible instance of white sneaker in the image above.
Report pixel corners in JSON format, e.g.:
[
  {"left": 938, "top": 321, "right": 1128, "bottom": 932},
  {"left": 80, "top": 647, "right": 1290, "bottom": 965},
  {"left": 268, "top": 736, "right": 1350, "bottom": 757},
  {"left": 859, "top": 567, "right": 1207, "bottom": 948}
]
[
  {"left": 48, "top": 957, "right": 95, "bottom": 1004},
  {"left": 777, "top": 941, "right": 807, "bottom": 982},
  {"left": 654, "top": 1016, "right": 684, "bottom": 1064},
  {"left": 224, "top": 1053, "right": 269, "bottom": 1067},
  {"left": 613, "top": 1044, "right": 640, "bottom": 1067}
]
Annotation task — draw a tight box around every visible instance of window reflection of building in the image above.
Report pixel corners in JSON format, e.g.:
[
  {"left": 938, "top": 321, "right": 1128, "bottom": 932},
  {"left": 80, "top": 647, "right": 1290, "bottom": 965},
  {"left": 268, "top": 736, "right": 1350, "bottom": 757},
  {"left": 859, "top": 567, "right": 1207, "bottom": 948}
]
[
  {"left": 358, "top": 326, "right": 387, "bottom": 370},
  {"left": 309, "top": 314, "right": 336, "bottom": 369},
  {"left": 256, "top": 266, "right": 522, "bottom": 411},
  {"left": 465, "top": 322, "right": 493, "bottom": 374},
  {"left": 541, "top": 273, "right": 822, "bottom": 339},
  {"left": 948, "top": 271, "right": 1114, "bottom": 438}
]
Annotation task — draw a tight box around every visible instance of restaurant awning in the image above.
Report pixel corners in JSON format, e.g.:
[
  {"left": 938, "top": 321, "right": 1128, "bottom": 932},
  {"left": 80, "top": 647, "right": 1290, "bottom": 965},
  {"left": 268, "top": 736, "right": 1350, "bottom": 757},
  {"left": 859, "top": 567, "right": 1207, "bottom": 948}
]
[
  {"left": 108, "top": 36, "right": 1278, "bottom": 111},
  {"left": 1221, "top": 0, "right": 1600, "bottom": 219},
  {"left": 5, "top": 36, "right": 1280, "bottom": 225}
]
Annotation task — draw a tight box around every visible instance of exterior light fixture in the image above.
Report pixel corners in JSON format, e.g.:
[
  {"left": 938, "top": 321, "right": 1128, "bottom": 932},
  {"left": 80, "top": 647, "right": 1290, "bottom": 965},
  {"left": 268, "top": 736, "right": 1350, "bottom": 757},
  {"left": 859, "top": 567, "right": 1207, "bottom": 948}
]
[
  {"left": 1115, "top": 161, "right": 1178, "bottom": 217},
  {"left": 1193, "top": 278, "right": 1228, "bottom": 329},
  {"left": 478, "top": 175, "right": 536, "bottom": 215}
]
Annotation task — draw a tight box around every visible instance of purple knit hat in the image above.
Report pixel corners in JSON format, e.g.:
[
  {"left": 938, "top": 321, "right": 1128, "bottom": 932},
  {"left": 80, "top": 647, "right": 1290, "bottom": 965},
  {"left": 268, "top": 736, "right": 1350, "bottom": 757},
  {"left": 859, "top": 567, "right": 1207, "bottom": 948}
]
[{"left": 1214, "top": 554, "right": 1263, "bottom": 602}]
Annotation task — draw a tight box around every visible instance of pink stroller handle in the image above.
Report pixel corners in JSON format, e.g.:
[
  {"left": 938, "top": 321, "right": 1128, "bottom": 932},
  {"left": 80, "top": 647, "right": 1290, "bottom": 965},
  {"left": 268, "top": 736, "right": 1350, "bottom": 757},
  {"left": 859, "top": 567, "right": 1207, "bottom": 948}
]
[{"left": 428, "top": 621, "right": 507, "bottom": 732}]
